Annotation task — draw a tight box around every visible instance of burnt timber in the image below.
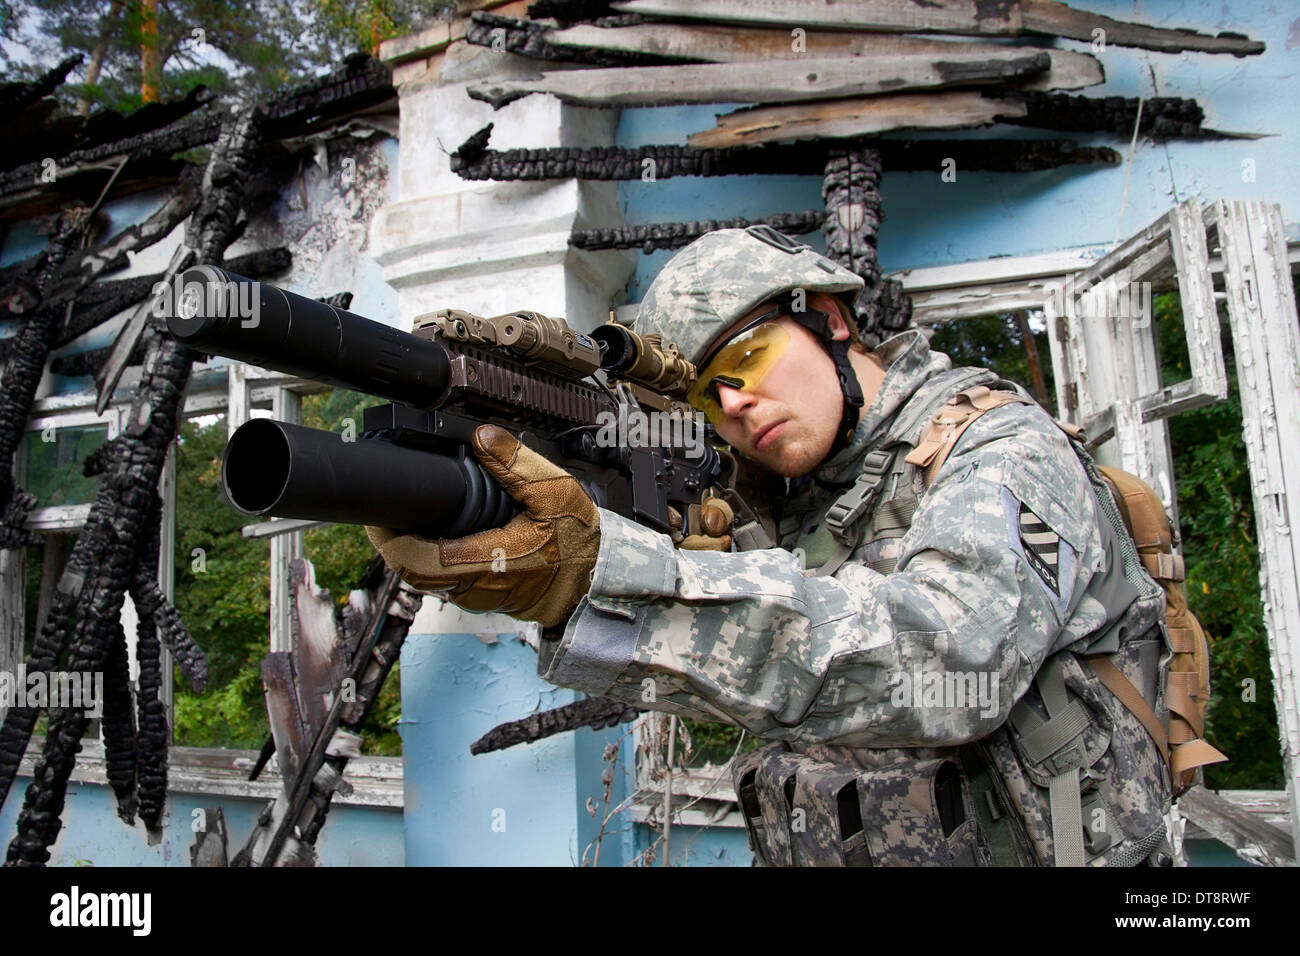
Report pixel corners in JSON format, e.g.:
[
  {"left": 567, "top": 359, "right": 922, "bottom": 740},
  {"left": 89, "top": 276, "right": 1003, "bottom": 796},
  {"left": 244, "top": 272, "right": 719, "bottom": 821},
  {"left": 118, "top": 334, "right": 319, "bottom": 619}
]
[{"left": 452, "top": 124, "right": 1120, "bottom": 183}]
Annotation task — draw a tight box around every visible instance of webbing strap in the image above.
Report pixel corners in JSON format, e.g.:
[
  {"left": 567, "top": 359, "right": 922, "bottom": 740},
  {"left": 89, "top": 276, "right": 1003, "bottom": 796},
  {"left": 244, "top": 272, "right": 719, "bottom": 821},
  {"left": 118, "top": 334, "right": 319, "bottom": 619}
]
[
  {"left": 905, "top": 388, "right": 1030, "bottom": 487},
  {"left": 1086, "top": 656, "right": 1170, "bottom": 768},
  {"left": 1172, "top": 739, "right": 1229, "bottom": 776},
  {"left": 1167, "top": 671, "right": 1205, "bottom": 737},
  {"left": 1141, "top": 551, "right": 1186, "bottom": 582},
  {"left": 824, "top": 448, "right": 896, "bottom": 545},
  {"left": 1165, "top": 626, "right": 1197, "bottom": 654},
  {"left": 1049, "top": 770, "right": 1086, "bottom": 868},
  {"left": 1086, "top": 656, "right": 1228, "bottom": 785},
  {"left": 1018, "top": 700, "right": 1091, "bottom": 765},
  {"left": 866, "top": 496, "right": 917, "bottom": 538},
  {"left": 1033, "top": 658, "right": 1087, "bottom": 866}
]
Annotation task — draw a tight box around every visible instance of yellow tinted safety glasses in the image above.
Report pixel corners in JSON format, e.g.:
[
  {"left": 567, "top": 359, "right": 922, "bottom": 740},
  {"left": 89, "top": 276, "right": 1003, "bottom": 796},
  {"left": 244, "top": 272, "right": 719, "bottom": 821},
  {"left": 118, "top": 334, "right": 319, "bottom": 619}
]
[{"left": 687, "top": 317, "right": 791, "bottom": 427}]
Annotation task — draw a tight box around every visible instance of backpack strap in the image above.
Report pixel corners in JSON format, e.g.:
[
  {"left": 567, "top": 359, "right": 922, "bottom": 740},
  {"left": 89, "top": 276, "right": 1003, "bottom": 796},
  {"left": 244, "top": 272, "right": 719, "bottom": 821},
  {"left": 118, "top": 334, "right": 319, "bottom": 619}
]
[
  {"left": 799, "top": 385, "right": 1029, "bottom": 578},
  {"left": 905, "top": 386, "right": 1032, "bottom": 487},
  {"left": 1008, "top": 656, "right": 1091, "bottom": 866}
]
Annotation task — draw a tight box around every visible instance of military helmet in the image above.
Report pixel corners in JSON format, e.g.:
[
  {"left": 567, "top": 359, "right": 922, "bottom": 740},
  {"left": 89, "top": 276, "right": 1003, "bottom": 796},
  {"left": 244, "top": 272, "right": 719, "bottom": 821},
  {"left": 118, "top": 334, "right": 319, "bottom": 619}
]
[{"left": 637, "top": 225, "right": 865, "bottom": 365}]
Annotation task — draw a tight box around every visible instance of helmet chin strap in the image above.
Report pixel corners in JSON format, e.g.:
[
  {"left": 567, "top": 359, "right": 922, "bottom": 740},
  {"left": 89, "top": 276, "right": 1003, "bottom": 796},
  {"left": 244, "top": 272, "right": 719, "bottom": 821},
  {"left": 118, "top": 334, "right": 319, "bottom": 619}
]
[{"left": 775, "top": 293, "right": 865, "bottom": 461}]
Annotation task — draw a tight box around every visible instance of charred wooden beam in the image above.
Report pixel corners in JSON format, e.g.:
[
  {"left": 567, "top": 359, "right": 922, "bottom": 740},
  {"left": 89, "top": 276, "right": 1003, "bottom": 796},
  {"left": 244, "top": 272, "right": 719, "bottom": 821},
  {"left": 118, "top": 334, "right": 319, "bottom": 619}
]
[
  {"left": 0, "top": 109, "right": 259, "bottom": 865},
  {"left": 572, "top": 209, "right": 823, "bottom": 253},
  {"left": 0, "top": 205, "right": 95, "bottom": 551},
  {"left": 698, "top": 90, "right": 1226, "bottom": 148},
  {"left": 470, "top": 696, "right": 643, "bottom": 755},
  {"left": 1, "top": 54, "right": 394, "bottom": 210},
  {"left": 821, "top": 148, "right": 911, "bottom": 346},
  {"left": 453, "top": 123, "right": 815, "bottom": 179},
  {"left": 35, "top": 172, "right": 202, "bottom": 311},
  {"left": 452, "top": 123, "right": 1119, "bottom": 182},
  {"left": 128, "top": 491, "right": 170, "bottom": 831},
  {"left": 693, "top": 91, "right": 1024, "bottom": 148},
  {"left": 547, "top": 23, "right": 1102, "bottom": 92},
  {"left": 0, "top": 113, "right": 221, "bottom": 204},
  {"left": 100, "top": 620, "right": 137, "bottom": 823},
  {"left": 0, "top": 54, "right": 84, "bottom": 116},
  {"left": 528, "top": 0, "right": 620, "bottom": 20},
  {"left": 875, "top": 137, "right": 1119, "bottom": 173},
  {"left": 466, "top": 11, "right": 688, "bottom": 66},
  {"left": 261, "top": 52, "right": 395, "bottom": 141},
  {"left": 995, "top": 91, "right": 1214, "bottom": 139},
  {"left": 7, "top": 86, "right": 217, "bottom": 175}
]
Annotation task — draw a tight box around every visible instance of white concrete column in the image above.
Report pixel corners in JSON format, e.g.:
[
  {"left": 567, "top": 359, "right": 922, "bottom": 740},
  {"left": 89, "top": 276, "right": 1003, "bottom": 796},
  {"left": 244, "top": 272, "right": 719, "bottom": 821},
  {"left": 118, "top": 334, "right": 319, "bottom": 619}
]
[
  {"left": 370, "top": 44, "right": 634, "bottom": 640},
  {"left": 370, "top": 46, "right": 634, "bottom": 334}
]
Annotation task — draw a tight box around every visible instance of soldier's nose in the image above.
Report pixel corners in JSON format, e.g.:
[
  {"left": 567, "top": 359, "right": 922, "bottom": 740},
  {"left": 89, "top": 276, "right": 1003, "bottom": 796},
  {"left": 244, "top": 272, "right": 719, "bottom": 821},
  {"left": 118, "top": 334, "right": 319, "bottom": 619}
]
[{"left": 715, "top": 382, "right": 754, "bottom": 419}]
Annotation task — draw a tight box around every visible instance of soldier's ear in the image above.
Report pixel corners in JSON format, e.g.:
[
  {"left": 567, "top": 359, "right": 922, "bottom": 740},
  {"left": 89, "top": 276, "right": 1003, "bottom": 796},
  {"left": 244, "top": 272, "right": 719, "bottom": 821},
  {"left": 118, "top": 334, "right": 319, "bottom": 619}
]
[{"left": 811, "top": 293, "right": 852, "bottom": 342}]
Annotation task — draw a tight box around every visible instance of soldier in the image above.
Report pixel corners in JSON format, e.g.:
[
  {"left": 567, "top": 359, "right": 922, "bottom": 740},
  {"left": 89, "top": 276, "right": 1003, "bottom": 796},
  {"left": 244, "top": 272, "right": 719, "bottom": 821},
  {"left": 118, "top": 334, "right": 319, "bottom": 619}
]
[{"left": 366, "top": 226, "right": 1178, "bottom": 867}]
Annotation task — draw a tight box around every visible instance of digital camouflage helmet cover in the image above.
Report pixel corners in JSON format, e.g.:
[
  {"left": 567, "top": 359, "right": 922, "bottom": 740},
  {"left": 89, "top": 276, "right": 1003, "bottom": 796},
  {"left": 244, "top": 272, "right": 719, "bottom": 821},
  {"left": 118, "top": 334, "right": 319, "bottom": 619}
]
[
  {"left": 638, "top": 225, "right": 868, "bottom": 457},
  {"left": 637, "top": 225, "right": 865, "bottom": 365}
]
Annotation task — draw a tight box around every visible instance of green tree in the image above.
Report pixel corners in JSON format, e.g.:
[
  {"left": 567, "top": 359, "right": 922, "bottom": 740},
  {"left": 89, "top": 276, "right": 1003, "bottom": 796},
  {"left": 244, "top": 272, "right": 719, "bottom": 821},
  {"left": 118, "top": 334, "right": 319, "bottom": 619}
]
[
  {"left": 172, "top": 387, "right": 400, "bottom": 754},
  {"left": 928, "top": 311, "right": 1055, "bottom": 413},
  {"left": 5, "top": 0, "right": 452, "bottom": 113}
]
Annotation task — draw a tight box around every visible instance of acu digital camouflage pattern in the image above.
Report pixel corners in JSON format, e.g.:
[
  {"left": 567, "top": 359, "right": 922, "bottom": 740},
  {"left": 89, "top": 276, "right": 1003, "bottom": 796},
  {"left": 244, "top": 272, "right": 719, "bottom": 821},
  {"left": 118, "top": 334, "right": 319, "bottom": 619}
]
[
  {"left": 538, "top": 330, "right": 1172, "bottom": 866},
  {"left": 636, "top": 225, "right": 864, "bottom": 365}
]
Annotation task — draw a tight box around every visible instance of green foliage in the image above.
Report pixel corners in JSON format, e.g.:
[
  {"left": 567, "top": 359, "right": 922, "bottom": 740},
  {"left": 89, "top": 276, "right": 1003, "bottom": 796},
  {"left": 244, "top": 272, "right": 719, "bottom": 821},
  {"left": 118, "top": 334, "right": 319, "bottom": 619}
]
[
  {"left": 172, "top": 387, "right": 400, "bottom": 755},
  {"left": 171, "top": 412, "right": 272, "bottom": 747},
  {"left": 678, "top": 717, "right": 762, "bottom": 768},
  {"left": 5, "top": 0, "right": 453, "bottom": 114},
  {"left": 314, "top": 0, "right": 453, "bottom": 55},
  {"left": 928, "top": 312, "right": 1056, "bottom": 414}
]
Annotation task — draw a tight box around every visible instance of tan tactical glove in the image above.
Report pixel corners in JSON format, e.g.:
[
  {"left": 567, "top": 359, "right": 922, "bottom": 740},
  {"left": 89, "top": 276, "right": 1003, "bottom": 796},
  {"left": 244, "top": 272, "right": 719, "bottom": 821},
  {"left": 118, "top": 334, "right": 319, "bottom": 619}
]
[
  {"left": 672, "top": 498, "right": 734, "bottom": 552},
  {"left": 365, "top": 424, "right": 600, "bottom": 628}
]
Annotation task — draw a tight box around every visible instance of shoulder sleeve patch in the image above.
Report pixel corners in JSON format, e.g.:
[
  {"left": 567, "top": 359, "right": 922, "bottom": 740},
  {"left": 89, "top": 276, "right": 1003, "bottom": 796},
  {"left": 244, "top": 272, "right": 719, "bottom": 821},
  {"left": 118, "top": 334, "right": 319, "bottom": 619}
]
[
  {"left": 1001, "top": 485, "right": 1076, "bottom": 620},
  {"left": 1018, "top": 501, "right": 1060, "bottom": 593}
]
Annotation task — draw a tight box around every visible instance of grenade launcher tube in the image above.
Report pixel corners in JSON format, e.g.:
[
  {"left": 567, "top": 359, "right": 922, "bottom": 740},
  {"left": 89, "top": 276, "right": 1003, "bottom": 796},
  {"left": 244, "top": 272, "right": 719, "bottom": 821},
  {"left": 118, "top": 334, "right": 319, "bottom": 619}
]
[{"left": 221, "top": 418, "right": 514, "bottom": 537}]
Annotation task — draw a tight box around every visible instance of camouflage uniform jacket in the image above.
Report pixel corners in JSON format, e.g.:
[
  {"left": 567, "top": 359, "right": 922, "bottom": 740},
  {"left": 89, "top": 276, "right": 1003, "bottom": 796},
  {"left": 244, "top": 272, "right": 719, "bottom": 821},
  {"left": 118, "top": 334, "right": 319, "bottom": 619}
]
[{"left": 539, "top": 330, "right": 1170, "bottom": 866}]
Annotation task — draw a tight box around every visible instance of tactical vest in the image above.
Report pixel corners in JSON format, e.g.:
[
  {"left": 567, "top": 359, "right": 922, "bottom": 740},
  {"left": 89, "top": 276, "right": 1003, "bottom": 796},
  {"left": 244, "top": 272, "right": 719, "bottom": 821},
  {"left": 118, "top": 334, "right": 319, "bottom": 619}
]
[{"left": 730, "top": 372, "right": 1225, "bottom": 867}]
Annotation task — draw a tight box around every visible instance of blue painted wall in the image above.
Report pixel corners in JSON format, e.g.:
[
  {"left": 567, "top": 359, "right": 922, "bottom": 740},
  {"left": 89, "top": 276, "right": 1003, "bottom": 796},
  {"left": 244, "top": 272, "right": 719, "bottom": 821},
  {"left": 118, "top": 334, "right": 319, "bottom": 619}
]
[
  {"left": 0, "top": 777, "right": 402, "bottom": 866},
  {"left": 397, "top": 631, "right": 634, "bottom": 866}
]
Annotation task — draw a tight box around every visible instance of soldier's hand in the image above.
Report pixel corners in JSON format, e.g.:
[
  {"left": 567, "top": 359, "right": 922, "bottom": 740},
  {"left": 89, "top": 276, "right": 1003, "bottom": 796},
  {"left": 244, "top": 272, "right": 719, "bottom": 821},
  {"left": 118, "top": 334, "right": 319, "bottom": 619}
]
[
  {"left": 674, "top": 498, "right": 734, "bottom": 552},
  {"left": 365, "top": 424, "right": 600, "bottom": 627}
]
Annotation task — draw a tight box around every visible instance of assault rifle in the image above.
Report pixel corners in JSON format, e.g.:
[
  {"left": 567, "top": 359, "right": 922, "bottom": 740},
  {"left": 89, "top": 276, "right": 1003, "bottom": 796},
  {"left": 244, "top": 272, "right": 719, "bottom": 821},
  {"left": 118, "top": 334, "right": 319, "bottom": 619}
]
[{"left": 166, "top": 266, "right": 779, "bottom": 546}]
